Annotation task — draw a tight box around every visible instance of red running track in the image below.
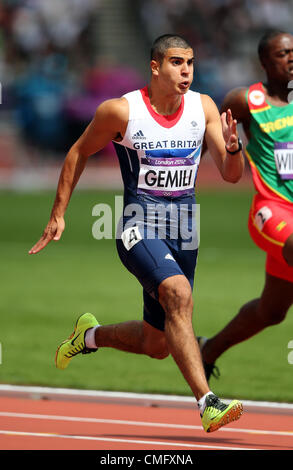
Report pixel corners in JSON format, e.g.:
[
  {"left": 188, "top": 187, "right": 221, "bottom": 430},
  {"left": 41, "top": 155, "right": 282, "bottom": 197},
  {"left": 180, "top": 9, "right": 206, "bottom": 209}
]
[{"left": 0, "top": 392, "right": 293, "bottom": 452}]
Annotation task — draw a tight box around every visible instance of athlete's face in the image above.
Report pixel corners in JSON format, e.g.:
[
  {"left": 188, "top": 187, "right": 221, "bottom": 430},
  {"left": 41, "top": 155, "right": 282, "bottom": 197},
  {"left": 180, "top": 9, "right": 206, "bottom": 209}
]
[
  {"left": 263, "top": 34, "right": 293, "bottom": 83},
  {"left": 152, "top": 47, "right": 194, "bottom": 94}
]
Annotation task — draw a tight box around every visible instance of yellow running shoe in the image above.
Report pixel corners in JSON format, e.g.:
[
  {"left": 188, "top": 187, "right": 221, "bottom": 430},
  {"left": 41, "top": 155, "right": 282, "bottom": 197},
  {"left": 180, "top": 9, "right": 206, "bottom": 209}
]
[
  {"left": 201, "top": 394, "right": 243, "bottom": 433},
  {"left": 55, "top": 313, "right": 99, "bottom": 370}
]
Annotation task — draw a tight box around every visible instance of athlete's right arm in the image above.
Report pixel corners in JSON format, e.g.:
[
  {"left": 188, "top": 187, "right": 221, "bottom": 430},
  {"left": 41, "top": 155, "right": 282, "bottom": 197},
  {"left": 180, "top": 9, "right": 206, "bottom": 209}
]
[{"left": 29, "top": 98, "right": 128, "bottom": 254}]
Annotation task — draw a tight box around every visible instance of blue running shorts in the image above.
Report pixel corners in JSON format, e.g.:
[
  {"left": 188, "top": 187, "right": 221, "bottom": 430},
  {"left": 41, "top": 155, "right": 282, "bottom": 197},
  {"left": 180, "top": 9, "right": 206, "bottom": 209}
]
[{"left": 116, "top": 226, "right": 198, "bottom": 331}]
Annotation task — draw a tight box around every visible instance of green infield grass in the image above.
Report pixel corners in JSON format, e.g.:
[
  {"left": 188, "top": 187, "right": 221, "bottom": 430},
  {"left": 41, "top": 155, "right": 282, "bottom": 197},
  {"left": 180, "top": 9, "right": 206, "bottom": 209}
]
[{"left": 1, "top": 188, "right": 292, "bottom": 402}]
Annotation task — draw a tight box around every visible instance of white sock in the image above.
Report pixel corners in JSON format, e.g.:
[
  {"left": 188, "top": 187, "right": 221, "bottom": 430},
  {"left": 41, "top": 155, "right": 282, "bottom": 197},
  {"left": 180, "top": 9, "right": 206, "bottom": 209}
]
[
  {"left": 85, "top": 326, "right": 99, "bottom": 349},
  {"left": 197, "top": 391, "right": 214, "bottom": 415}
]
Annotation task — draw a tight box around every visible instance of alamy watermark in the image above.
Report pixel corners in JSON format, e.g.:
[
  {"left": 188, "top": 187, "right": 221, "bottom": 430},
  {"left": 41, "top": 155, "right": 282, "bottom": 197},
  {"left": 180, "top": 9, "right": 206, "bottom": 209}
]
[
  {"left": 92, "top": 196, "right": 200, "bottom": 250},
  {"left": 288, "top": 340, "right": 293, "bottom": 364}
]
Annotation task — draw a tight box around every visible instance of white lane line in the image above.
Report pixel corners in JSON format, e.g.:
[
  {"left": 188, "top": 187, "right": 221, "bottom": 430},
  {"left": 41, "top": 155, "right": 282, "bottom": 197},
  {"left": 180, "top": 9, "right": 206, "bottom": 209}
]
[
  {"left": 0, "top": 411, "right": 292, "bottom": 438},
  {"left": 1, "top": 384, "right": 293, "bottom": 411},
  {"left": 0, "top": 430, "right": 259, "bottom": 450}
]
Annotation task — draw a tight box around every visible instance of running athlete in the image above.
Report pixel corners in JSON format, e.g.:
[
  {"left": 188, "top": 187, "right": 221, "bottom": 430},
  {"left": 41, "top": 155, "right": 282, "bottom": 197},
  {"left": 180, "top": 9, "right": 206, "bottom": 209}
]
[
  {"left": 199, "top": 30, "right": 293, "bottom": 381},
  {"left": 29, "top": 34, "right": 244, "bottom": 432}
]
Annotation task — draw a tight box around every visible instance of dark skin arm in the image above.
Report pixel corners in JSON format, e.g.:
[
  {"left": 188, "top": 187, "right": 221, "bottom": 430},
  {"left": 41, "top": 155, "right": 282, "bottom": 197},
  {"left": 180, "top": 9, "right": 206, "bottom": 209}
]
[
  {"left": 201, "top": 87, "right": 250, "bottom": 156},
  {"left": 220, "top": 87, "right": 251, "bottom": 140}
]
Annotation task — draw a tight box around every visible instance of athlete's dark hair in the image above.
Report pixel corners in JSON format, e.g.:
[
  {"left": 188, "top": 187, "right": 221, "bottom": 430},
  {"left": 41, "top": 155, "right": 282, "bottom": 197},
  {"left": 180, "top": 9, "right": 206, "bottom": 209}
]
[
  {"left": 151, "top": 34, "right": 192, "bottom": 64},
  {"left": 258, "top": 29, "right": 289, "bottom": 64}
]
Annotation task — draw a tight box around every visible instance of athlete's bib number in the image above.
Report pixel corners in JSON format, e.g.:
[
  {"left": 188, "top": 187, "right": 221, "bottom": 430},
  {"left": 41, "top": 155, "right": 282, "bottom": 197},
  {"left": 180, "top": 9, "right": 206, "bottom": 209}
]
[
  {"left": 137, "top": 155, "right": 198, "bottom": 197},
  {"left": 121, "top": 226, "right": 142, "bottom": 251},
  {"left": 274, "top": 142, "right": 293, "bottom": 180}
]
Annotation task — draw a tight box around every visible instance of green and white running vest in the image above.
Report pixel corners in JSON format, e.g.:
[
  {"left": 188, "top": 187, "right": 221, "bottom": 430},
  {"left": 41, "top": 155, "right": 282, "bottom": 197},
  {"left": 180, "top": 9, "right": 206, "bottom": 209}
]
[{"left": 245, "top": 82, "right": 293, "bottom": 203}]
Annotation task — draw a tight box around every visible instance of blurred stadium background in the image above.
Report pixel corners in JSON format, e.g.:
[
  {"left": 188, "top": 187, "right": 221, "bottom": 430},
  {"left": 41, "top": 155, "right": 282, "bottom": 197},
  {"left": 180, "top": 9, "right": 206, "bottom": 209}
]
[
  {"left": 1, "top": 0, "right": 293, "bottom": 188},
  {"left": 1, "top": 0, "right": 293, "bottom": 402}
]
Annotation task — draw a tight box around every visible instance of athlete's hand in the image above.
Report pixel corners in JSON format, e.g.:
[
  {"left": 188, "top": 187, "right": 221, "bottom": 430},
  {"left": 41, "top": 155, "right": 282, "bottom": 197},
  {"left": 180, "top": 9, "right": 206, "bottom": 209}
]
[
  {"left": 29, "top": 215, "right": 65, "bottom": 255},
  {"left": 221, "top": 108, "right": 239, "bottom": 152}
]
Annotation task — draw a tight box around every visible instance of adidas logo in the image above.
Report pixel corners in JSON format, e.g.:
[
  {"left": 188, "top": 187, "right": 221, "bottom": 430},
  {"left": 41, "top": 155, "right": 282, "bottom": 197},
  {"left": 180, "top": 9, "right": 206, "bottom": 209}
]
[
  {"left": 165, "top": 253, "right": 175, "bottom": 261},
  {"left": 132, "top": 130, "right": 146, "bottom": 140}
]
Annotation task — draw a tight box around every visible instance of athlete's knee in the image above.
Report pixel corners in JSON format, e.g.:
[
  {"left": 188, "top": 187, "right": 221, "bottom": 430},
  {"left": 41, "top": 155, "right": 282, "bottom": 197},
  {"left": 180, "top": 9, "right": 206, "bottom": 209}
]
[
  {"left": 256, "top": 274, "right": 293, "bottom": 326},
  {"left": 142, "top": 338, "right": 169, "bottom": 360},
  {"left": 263, "top": 308, "right": 288, "bottom": 326},
  {"left": 147, "top": 345, "right": 169, "bottom": 360},
  {"left": 142, "top": 322, "right": 169, "bottom": 359},
  {"left": 158, "top": 275, "right": 193, "bottom": 317},
  {"left": 257, "top": 303, "right": 288, "bottom": 326},
  {"left": 283, "top": 233, "right": 293, "bottom": 267}
]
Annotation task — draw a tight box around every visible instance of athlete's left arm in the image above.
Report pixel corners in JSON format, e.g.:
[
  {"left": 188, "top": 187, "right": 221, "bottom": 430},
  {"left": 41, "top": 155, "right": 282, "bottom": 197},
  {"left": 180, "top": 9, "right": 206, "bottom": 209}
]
[{"left": 201, "top": 94, "right": 245, "bottom": 183}]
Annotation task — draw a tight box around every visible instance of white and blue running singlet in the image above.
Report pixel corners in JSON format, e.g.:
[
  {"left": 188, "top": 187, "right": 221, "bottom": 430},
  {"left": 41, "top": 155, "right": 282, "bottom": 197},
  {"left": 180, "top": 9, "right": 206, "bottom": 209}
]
[{"left": 113, "top": 86, "right": 205, "bottom": 331}]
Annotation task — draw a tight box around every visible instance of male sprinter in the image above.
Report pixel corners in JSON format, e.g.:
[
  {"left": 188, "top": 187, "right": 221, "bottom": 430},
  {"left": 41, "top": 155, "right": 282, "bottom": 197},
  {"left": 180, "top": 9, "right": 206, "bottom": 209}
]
[
  {"left": 29, "top": 34, "right": 244, "bottom": 433},
  {"left": 199, "top": 30, "right": 293, "bottom": 381}
]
